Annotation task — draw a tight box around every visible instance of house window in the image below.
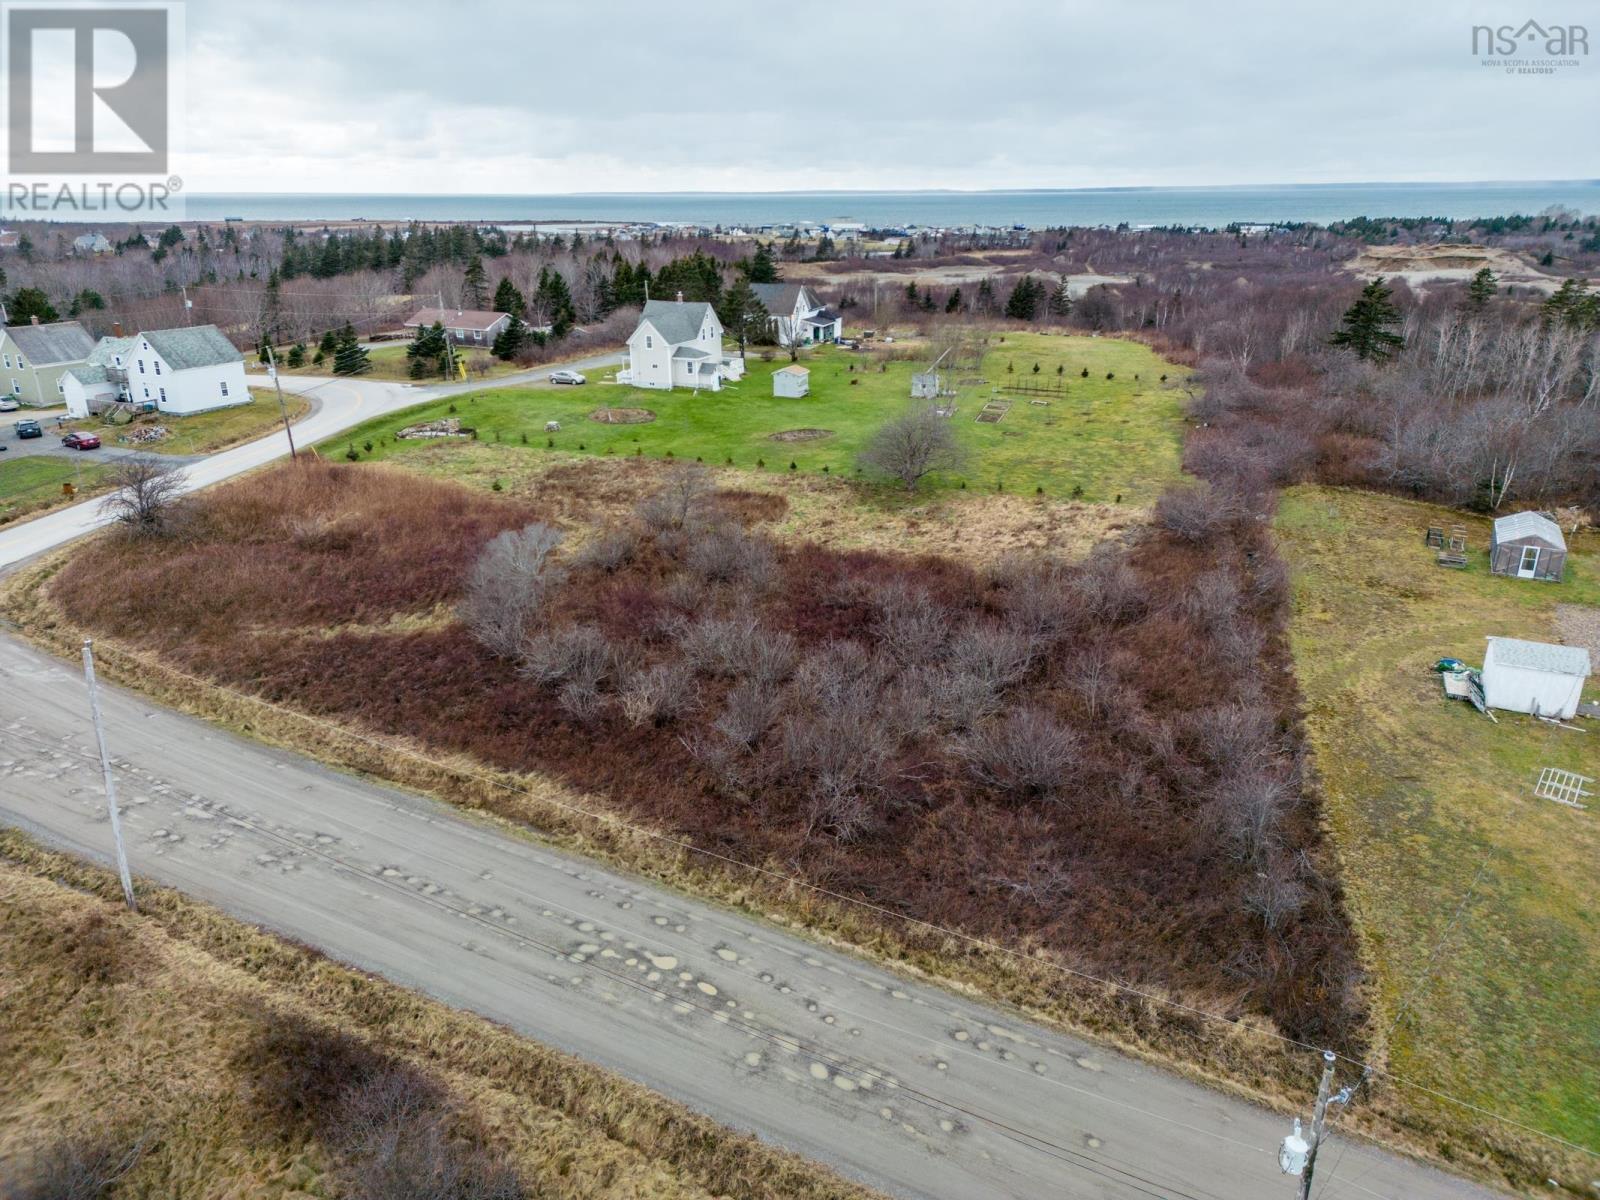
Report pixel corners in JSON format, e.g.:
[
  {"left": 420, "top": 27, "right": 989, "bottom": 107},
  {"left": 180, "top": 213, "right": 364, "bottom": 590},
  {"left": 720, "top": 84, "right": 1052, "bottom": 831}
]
[
  {"left": 3, "top": 355, "right": 9, "bottom": 368},
  {"left": 154, "top": 360, "right": 161, "bottom": 375},
  {"left": 113, "top": 356, "right": 122, "bottom": 367},
  {"left": 138, "top": 359, "right": 146, "bottom": 374},
  {"left": 10, "top": 379, "right": 18, "bottom": 394},
  {"left": 159, "top": 387, "right": 166, "bottom": 403},
  {"left": 220, "top": 381, "right": 229, "bottom": 397},
  {"left": 645, "top": 336, "right": 653, "bottom": 349},
  {"left": 56, "top": 379, "right": 64, "bottom": 394},
  {"left": 142, "top": 386, "right": 149, "bottom": 398},
  {"left": 15, "top": 357, "right": 23, "bottom": 369}
]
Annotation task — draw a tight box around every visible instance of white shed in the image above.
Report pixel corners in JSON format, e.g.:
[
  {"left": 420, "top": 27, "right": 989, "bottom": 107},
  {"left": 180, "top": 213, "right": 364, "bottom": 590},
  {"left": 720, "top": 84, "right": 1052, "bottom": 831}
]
[
  {"left": 773, "top": 364, "right": 809, "bottom": 398},
  {"left": 1480, "top": 637, "right": 1591, "bottom": 719}
]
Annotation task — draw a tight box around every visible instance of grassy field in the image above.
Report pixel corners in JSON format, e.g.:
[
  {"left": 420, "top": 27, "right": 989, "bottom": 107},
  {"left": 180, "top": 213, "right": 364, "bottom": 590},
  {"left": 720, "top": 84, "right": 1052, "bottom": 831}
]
[
  {"left": 113, "top": 389, "right": 309, "bottom": 456},
  {"left": 0, "top": 830, "right": 877, "bottom": 1200},
  {"left": 326, "top": 333, "right": 1186, "bottom": 503},
  {"left": 1276, "top": 486, "right": 1600, "bottom": 1160},
  {"left": 0, "top": 455, "right": 113, "bottom": 524},
  {"left": 274, "top": 340, "right": 522, "bottom": 383}
]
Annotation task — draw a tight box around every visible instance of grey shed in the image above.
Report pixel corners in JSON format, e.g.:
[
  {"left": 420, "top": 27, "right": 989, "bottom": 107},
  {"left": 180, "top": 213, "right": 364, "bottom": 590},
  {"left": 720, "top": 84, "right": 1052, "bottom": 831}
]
[{"left": 1489, "top": 511, "right": 1567, "bottom": 582}]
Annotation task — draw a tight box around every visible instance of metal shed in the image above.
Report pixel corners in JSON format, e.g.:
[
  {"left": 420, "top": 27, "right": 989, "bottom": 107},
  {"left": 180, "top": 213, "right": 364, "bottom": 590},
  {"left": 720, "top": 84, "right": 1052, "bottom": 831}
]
[
  {"left": 1480, "top": 636, "right": 1591, "bottom": 719},
  {"left": 773, "top": 365, "right": 809, "bottom": 398},
  {"left": 1490, "top": 511, "right": 1567, "bottom": 582}
]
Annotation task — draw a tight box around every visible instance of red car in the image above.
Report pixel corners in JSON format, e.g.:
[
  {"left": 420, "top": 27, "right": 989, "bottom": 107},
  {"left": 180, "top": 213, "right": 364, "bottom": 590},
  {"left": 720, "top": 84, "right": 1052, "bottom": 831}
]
[{"left": 61, "top": 431, "right": 101, "bottom": 450}]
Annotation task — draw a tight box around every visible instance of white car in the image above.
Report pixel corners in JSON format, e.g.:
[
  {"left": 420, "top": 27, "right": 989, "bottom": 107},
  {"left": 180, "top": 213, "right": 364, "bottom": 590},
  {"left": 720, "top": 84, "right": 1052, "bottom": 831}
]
[
  {"left": 0, "top": 397, "right": 18, "bottom": 412},
  {"left": 548, "top": 369, "right": 586, "bottom": 386}
]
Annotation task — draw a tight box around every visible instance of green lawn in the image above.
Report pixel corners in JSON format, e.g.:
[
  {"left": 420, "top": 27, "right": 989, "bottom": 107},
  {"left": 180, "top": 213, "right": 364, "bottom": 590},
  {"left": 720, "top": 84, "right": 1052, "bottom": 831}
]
[
  {"left": 1276, "top": 486, "right": 1600, "bottom": 1158},
  {"left": 0, "top": 455, "right": 113, "bottom": 523},
  {"left": 324, "top": 333, "right": 1186, "bottom": 502},
  {"left": 105, "top": 390, "right": 308, "bottom": 456}
]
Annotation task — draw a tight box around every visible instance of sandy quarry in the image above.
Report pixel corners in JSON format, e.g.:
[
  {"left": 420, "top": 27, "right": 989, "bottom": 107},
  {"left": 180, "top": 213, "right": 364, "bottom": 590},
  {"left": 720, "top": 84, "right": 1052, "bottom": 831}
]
[{"left": 1344, "top": 243, "right": 1561, "bottom": 292}]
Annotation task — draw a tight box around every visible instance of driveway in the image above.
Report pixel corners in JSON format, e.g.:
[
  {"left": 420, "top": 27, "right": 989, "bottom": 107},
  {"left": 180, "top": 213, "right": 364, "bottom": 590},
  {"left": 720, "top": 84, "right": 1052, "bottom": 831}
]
[
  {"left": 0, "top": 632, "right": 1497, "bottom": 1200},
  {"left": 0, "top": 351, "right": 625, "bottom": 571}
]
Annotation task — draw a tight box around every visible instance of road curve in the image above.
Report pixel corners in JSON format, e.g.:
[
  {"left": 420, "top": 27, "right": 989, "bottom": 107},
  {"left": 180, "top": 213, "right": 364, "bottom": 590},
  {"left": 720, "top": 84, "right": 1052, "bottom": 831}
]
[
  {"left": 0, "top": 634, "right": 1495, "bottom": 1200},
  {"left": 0, "top": 353, "right": 624, "bottom": 571}
]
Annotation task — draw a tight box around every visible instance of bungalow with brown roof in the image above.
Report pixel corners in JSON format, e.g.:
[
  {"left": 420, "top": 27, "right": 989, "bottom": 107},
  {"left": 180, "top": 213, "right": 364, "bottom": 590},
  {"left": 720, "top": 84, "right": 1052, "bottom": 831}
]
[{"left": 403, "top": 307, "right": 513, "bottom": 347}]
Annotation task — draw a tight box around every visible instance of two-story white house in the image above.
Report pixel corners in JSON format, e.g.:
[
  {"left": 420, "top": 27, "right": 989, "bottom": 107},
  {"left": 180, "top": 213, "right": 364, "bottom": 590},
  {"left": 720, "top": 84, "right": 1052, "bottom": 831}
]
[
  {"left": 621, "top": 298, "right": 746, "bottom": 391},
  {"left": 124, "top": 325, "right": 250, "bottom": 415},
  {"left": 750, "top": 282, "right": 842, "bottom": 347}
]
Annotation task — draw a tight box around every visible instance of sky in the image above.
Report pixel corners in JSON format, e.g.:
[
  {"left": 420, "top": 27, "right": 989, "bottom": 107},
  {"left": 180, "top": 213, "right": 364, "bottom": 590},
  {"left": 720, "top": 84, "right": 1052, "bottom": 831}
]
[{"left": 179, "top": 0, "right": 1599, "bottom": 193}]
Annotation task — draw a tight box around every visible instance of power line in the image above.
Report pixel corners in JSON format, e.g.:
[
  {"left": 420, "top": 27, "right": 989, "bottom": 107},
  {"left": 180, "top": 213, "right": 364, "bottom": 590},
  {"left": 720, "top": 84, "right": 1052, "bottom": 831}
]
[
  {"left": 8, "top": 644, "right": 1593, "bottom": 1166},
  {"left": 6, "top": 725, "right": 1222, "bottom": 1200}
]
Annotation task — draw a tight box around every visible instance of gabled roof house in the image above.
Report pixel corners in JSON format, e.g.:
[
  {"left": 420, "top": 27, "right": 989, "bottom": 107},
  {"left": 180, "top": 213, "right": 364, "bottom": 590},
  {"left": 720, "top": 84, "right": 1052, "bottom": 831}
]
[
  {"left": 622, "top": 298, "right": 745, "bottom": 392},
  {"left": 750, "top": 282, "right": 842, "bottom": 347}
]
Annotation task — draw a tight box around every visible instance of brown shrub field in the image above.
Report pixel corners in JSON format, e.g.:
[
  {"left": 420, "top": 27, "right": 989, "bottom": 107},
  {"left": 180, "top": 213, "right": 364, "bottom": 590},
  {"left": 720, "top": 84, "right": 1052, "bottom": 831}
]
[{"left": 51, "top": 459, "right": 1363, "bottom": 1052}]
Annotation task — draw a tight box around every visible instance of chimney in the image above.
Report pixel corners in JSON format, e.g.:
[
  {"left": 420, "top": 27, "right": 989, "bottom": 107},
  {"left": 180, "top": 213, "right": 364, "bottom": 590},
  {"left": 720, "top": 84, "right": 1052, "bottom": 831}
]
[
  {"left": 675, "top": 290, "right": 684, "bottom": 303},
  {"left": 30, "top": 314, "right": 39, "bottom": 325},
  {"left": 112, "top": 321, "right": 123, "bottom": 337}
]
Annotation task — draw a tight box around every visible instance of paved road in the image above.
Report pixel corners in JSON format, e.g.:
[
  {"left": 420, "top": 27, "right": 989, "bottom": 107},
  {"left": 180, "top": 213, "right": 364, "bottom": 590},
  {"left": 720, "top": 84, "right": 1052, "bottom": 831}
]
[
  {"left": 0, "top": 353, "right": 624, "bottom": 571},
  {"left": 0, "top": 635, "right": 1496, "bottom": 1200}
]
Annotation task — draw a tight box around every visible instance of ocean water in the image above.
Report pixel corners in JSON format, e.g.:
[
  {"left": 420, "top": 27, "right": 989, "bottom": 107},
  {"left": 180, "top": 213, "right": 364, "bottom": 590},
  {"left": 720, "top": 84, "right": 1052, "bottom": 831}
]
[{"left": 180, "top": 181, "right": 1600, "bottom": 229}]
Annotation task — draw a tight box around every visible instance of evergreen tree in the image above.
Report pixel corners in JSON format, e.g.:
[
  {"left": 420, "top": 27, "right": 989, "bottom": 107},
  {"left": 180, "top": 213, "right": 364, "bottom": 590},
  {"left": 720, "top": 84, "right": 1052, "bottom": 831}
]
[
  {"left": 534, "top": 267, "right": 577, "bottom": 337},
  {"left": 405, "top": 320, "right": 450, "bottom": 377},
  {"left": 260, "top": 270, "right": 283, "bottom": 346},
  {"left": 491, "top": 315, "right": 528, "bottom": 360},
  {"left": 974, "top": 278, "right": 996, "bottom": 315},
  {"left": 332, "top": 323, "right": 371, "bottom": 376},
  {"left": 287, "top": 342, "right": 306, "bottom": 368},
  {"left": 1005, "top": 276, "right": 1044, "bottom": 321},
  {"left": 746, "top": 242, "right": 780, "bottom": 283},
  {"left": 6, "top": 286, "right": 57, "bottom": 323},
  {"left": 1542, "top": 278, "right": 1599, "bottom": 330},
  {"left": 717, "top": 277, "right": 773, "bottom": 360},
  {"left": 1329, "top": 278, "right": 1405, "bottom": 361},
  {"left": 462, "top": 255, "right": 488, "bottom": 308},
  {"left": 945, "top": 287, "right": 962, "bottom": 314},
  {"left": 317, "top": 328, "right": 339, "bottom": 356},
  {"left": 1047, "top": 278, "right": 1073, "bottom": 318},
  {"left": 493, "top": 276, "right": 525, "bottom": 318},
  {"left": 1465, "top": 266, "right": 1498, "bottom": 310}
]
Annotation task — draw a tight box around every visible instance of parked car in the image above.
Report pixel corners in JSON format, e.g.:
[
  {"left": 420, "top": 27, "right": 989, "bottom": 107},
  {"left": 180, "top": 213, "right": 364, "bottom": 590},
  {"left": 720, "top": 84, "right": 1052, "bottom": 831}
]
[
  {"left": 548, "top": 369, "right": 586, "bottom": 386},
  {"left": 62, "top": 431, "right": 101, "bottom": 450},
  {"left": 0, "top": 397, "right": 18, "bottom": 412},
  {"left": 15, "top": 419, "right": 42, "bottom": 439}
]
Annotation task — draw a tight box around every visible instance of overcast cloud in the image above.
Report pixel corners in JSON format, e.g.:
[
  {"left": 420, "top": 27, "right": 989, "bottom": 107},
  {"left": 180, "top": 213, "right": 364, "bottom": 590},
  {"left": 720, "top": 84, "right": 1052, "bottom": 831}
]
[{"left": 180, "top": 0, "right": 1597, "bottom": 192}]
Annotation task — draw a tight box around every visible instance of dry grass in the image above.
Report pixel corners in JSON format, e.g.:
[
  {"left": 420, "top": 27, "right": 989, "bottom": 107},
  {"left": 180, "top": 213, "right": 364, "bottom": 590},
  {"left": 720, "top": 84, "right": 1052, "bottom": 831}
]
[
  {"left": 1276, "top": 485, "right": 1600, "bottom": 1188},
  {"left": 0, "top": 830, "right": 882, "bottom": 1200},
  {"left": 389, "top": 445, "right": 1138, "bottom": 563}
]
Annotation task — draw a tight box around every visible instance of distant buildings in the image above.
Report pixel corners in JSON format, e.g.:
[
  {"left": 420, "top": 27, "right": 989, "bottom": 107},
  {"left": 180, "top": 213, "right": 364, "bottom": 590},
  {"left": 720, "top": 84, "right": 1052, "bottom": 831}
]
[{"left": 72, "top": 232, "right": 113, "bottom": 255}]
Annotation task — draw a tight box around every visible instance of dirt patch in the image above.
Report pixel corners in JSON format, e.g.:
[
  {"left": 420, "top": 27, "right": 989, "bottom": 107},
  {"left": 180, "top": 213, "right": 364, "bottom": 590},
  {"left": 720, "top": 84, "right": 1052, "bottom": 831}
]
[
  {"left": 1555, "top": 603, "right": 1600, "bottom": 666},
  {"left": 1343, "top": 243, "right": 1558, "bottom": 292},
  {"left": 769, "top": 428, "right": 833, "bottom": 443},
  {"left": 589, "top": 407, "right": 656, "bottom": 425}
]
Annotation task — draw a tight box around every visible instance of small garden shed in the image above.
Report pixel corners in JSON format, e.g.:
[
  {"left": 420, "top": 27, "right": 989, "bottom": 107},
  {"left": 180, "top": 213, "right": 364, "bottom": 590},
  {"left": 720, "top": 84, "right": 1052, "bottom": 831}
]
[
  {"left": 1490, "top": 511, "right": 1567, "bottom": 582},
  {"left": 773, "top": 365, "right": 809, "bottom": 398},
  {"left": 1480, "top": 636, "right": 1591, "bottom": 719}
]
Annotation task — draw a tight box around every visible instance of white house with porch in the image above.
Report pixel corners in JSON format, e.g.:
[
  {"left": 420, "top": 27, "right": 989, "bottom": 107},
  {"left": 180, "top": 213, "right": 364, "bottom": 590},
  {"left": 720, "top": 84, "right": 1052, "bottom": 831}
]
[
  {"left": 750, "top": 282, "right": 842, "bottom": 347},
  {"left": 621, "top": 298, "right": 745, "bottom": 391}
]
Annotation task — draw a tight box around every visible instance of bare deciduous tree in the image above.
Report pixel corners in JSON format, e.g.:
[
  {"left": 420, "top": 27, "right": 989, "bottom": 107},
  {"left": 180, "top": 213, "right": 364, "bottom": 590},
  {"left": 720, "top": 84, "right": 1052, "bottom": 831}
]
[
  {"left": 459, "top": 523, "right": 565, "bottom": 657},
  {"left": 859, "top": 407, "right": 967, "bottom": 491},
  {"left": 100, "top": 454, "right": 185, "bottom": 536},
  {"left": 635, "top": 464, "right": 714, "bottom": 531}
]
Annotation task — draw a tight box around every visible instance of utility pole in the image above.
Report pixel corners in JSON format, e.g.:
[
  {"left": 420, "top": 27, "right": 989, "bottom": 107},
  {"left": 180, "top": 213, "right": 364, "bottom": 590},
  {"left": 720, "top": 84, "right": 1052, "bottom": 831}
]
[
  {"left": 82, "top": 640, "right": 136, "bottom": 913},
  {"left": 438, "top": 289, "right": 458, "bottom": 381},
  {"left": 180, "top": 284, "right": 193, "bottom": 325},
  {"left": 264, "top": 345, "right": 297, "bottom": 461},
  {"left": 1296, "top": 1050, "right": 1337, "bottom": 1200}
]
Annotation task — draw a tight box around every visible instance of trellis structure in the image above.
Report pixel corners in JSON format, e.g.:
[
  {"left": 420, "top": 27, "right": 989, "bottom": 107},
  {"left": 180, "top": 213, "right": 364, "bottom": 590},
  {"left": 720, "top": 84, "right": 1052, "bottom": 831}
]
[{"left": 1533, "top": 766, "right": 1594, "bottom": 809}]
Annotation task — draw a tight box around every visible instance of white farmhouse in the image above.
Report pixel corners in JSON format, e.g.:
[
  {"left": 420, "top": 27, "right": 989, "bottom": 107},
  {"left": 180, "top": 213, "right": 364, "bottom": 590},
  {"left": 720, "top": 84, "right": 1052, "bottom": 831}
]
[
  {"left": 622, "top": 298, "right": 745, "bottom": 391},
  {"left": 1481, "top": 636, "right": 1591, "bottom": 720},
  {"left": 62, "top": 334, "right": 138, "bottom": 417},
  {"left": 126, "top": 325, "right": 249, "bottom": 415},
  {"left": 750, "top": 282, "right": 842, "bottom": 347}
]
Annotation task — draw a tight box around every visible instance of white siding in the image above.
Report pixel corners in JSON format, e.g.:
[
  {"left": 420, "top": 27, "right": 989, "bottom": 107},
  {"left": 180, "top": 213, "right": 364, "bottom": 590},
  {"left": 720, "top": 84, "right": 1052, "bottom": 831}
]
[{"left": 1481, "top": 657, "right": 1587, "bottom": 719}]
